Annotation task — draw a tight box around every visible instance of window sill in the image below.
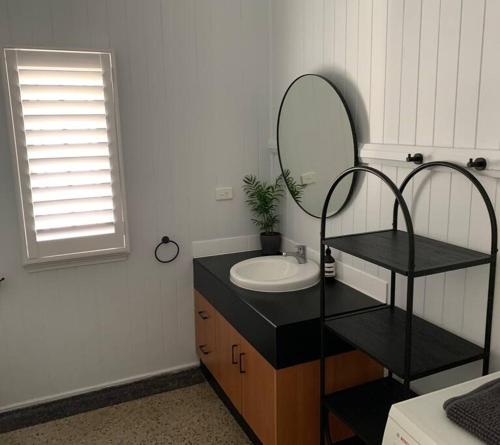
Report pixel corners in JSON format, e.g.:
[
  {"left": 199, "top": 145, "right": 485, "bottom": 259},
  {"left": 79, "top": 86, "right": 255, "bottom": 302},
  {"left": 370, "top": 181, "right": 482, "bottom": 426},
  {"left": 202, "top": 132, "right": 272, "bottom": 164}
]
[{"left": 24, "top": 250, "right": 130, "bottom": 272}]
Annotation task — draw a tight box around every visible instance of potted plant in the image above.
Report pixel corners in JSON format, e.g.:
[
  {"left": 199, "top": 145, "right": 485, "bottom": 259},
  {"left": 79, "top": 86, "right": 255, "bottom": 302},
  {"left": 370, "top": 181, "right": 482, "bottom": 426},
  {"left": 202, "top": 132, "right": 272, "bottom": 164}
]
[{"left": 242, "top": 170, "right": 304, "bottom": 255}]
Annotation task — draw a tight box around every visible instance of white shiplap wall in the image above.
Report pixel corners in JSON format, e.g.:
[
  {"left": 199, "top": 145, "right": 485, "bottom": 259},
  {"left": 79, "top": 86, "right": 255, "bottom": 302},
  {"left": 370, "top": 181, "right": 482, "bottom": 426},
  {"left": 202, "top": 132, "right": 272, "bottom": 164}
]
[
  {"left": 271, "top": 0, "right": 500, "bottom": 391},
  {"left": 0, "top": 0, "right": 269, "bottom": 411}
]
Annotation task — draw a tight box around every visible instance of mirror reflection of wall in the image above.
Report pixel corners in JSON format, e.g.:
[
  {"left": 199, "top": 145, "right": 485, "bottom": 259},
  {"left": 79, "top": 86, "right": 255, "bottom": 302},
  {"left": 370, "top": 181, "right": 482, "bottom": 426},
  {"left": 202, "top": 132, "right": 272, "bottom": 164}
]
[{"left": 277, "top": 74, "right": 357, "bottom": 218}]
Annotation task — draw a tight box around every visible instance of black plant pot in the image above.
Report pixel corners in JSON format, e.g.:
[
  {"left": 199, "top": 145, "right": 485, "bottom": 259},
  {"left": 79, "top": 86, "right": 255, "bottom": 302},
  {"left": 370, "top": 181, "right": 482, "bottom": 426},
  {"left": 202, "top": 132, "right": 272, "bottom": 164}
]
[{"left": 260, "top": 232, "right": 282, "bottom": 255}]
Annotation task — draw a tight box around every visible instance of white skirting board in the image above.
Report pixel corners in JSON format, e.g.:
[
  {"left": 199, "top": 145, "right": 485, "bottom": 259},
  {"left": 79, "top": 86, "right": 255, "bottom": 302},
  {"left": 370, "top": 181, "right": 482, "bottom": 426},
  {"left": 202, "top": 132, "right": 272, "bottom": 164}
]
[{"left": 192, "top": 235, "right": 261, "bottom": 258}]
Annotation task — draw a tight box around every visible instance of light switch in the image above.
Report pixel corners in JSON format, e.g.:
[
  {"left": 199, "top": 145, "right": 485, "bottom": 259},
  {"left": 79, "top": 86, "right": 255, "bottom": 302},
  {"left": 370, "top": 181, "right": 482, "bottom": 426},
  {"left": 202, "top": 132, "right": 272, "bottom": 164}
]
[{"left": 215, "top": 187, "right": 233, "bottom": 201}]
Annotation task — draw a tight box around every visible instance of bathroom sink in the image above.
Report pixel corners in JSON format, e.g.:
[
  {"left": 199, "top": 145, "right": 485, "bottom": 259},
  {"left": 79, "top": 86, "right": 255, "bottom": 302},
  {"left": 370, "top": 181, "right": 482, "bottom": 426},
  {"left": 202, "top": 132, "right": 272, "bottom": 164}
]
[{"left": 229, "top": 255, "right": 320, "bottom": 293}]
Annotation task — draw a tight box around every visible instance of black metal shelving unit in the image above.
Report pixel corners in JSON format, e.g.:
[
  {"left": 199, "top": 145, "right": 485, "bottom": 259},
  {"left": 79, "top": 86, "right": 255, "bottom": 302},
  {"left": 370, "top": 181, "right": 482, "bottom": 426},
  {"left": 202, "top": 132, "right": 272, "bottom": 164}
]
[{"left": 319, "top": 162, "right": 498, "bottom": 445}]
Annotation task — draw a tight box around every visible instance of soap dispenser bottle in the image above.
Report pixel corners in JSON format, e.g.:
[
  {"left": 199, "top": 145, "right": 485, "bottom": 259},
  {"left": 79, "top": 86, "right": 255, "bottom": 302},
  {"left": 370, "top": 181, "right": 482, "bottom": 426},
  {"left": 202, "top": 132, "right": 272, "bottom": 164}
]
[{"left": 324, "top": 247, "right": 336, "bottom": 279}]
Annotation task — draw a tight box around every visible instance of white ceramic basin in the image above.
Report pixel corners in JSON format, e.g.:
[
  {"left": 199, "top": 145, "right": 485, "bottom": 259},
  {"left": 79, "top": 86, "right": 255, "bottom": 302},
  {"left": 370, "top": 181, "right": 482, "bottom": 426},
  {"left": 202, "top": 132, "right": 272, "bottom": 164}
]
[{"left": 229, "top": 255, "right": 320, "bottom": 293}]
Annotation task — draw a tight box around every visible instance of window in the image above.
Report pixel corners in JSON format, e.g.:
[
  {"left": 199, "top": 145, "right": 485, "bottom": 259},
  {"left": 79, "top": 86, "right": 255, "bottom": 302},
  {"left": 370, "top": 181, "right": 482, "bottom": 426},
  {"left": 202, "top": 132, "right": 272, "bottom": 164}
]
[{"left": 3, "top": 48, "right": 129, "bottom": 267}]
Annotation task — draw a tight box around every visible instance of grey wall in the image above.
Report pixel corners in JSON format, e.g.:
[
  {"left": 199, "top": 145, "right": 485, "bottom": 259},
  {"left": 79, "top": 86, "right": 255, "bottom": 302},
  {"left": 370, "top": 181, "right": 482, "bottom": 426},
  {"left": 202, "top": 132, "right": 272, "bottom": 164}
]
[
  {"left": 0, "top": 0, "right": 269, "bottom": 411},
  {"left": 5, "top": 0, "right": 499, "bottom": 410}
]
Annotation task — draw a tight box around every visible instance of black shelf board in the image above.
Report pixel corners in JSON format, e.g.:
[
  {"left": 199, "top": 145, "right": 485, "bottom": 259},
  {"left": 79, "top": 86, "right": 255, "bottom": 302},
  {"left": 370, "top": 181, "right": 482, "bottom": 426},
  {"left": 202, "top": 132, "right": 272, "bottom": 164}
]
[
  {"left": 324, "top": 377, "right": 415, "bottom": 445},
  {"left": 325, "top": 229, "right": 492, "bottom": 277},
  {"left": 325, "top": 306, "right": 484, "bottom": 380}
]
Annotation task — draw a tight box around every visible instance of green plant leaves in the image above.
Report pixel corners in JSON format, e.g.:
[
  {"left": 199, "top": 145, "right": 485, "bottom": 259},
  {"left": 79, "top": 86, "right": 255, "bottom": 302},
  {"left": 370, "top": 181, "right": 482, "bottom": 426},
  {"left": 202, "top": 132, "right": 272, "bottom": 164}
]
[
  {"left": 242, "top": 170, "right": 305, "bottom": 233},
  {"left": 281, "top": 169, "right": 305, "bottom": 203},
  {"left": 243, "top": 174, "right": 284, "bottom": 233}
]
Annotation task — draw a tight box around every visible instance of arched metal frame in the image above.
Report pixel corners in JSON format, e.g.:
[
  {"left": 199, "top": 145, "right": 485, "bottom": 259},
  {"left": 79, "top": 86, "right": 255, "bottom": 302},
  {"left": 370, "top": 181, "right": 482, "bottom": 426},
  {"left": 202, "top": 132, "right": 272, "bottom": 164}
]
[
  {"left": 319, "top": 162, "right": 498, "bottom": 445},
  {"left": 319, "top": 165, "right": 415, "bottom": 445},
  {"left": 276, "top": 73, "right": 359, "bottom": 219},
  {"left": 391, "top": 161, "right": 498, "bottom": 376},
  {"left": 391, "top": 161, "right": 497, "bottom": 255}
]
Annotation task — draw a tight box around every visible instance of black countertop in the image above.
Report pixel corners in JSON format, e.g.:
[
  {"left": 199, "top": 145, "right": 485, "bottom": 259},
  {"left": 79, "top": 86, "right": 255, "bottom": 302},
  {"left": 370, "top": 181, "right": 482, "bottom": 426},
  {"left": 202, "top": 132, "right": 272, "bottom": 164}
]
[{"left": 194, "top": 251, "right": 383, "bottom": 369}]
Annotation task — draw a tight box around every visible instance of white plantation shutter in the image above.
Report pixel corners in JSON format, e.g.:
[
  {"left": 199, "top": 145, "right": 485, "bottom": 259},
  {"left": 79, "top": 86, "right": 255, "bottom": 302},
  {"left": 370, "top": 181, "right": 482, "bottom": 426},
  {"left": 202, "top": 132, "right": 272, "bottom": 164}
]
[{"left": 3, "top": 49, "right": 129, "bottom": 266}]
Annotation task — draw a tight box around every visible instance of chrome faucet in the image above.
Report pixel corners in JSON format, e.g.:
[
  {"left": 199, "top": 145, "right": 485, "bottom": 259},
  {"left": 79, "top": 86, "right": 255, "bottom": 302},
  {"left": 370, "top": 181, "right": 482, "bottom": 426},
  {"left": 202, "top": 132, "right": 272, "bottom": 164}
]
[{"left": 282, "top": 245, "right": 307, "bottom": 264}]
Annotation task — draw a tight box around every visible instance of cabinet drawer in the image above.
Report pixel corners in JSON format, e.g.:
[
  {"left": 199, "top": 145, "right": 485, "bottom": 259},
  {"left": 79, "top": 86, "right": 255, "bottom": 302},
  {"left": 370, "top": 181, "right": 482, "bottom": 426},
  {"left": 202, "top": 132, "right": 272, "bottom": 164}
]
[{"left": 194, "top": 291, "right": 218, "bottom": 377}]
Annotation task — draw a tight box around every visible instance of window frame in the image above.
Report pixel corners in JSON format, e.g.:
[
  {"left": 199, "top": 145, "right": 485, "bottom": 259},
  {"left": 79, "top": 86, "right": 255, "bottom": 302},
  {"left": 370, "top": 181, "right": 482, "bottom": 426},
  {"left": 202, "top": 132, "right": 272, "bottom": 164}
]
[{"left": 2, "top": 47, "right": 130, "bottom": 270}]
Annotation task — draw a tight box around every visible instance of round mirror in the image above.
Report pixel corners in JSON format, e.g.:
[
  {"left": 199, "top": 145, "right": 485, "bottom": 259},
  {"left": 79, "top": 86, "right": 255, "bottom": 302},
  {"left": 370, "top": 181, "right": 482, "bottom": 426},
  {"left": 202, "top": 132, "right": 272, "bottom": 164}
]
[{"left": 277, "top": 74, "right": 357, "bottom": 218}]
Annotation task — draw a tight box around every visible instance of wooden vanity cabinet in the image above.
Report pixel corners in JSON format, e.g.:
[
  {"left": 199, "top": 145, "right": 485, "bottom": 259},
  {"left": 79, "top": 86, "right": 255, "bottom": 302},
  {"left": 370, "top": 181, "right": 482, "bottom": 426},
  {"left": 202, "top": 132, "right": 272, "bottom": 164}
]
[
  {"left": 194, "top": 291, "right": 218, "bottom": 379},
  {"left": 194, "top": 290, "right": 383, "bottom": 445},
  {"left": 215, "top": 310, "right": 243, "bottom": 412},
  {"left": 214, "top": 304, "right": 276, "bottom": 443},
  {"left": 240, "top": 335, "right": 277, "bottom": 445}
]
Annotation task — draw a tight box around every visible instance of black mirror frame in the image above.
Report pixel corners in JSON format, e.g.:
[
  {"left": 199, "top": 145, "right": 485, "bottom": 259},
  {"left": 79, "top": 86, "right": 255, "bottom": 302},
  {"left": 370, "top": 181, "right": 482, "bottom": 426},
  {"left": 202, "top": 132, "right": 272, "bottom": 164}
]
[{"left": 276, "top": 73, "right": 359, "bottom": 219}]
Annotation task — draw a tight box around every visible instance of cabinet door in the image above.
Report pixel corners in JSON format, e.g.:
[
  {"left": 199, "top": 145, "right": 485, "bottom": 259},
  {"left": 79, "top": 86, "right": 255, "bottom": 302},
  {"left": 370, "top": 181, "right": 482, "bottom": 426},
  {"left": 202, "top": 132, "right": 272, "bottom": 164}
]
[
  {"left": 194, "top": 291, "right": 218, "bottom": 378},
  {"left": 241, "top": 337, "right": 276, "bottom": 445},
  {"left": 215, "top": 314, "right": 243, "bottom": 412},
  {"left": 275, "top": 351, "right": 382, "bottom": 444}
]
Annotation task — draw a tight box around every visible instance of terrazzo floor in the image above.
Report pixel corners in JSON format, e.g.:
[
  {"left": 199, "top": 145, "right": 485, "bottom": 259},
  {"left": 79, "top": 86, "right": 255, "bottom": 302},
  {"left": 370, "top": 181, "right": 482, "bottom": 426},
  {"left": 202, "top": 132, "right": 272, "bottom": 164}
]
[{"left": 0, "top": 383, "right": 251, "bottom": 445}]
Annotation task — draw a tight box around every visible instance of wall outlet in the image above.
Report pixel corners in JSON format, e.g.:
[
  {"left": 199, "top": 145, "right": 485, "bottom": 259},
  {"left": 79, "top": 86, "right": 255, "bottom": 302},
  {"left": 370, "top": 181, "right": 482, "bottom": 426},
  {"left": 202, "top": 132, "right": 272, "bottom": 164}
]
[
  {"left": 300, "top": 171, "right": 317, "bottom": 185},
  {"left": 215, "top": 187, "right": 233, "bottom": 201}
]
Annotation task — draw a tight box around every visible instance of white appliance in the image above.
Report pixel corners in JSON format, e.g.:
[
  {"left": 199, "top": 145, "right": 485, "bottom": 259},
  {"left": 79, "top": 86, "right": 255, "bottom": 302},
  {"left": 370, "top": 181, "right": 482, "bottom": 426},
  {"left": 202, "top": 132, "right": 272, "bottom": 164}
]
[{"left": 382, "top": 371, "right": 500, "bottom": 445}]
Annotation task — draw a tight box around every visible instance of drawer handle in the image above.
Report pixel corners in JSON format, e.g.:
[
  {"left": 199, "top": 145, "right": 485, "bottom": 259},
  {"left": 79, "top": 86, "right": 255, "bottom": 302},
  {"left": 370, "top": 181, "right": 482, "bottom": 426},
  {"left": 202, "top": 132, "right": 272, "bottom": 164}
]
[
  {"left": 239, "top": 352, "right": 246, "bottom": 373},
  {"left": 231, "top": 344, "right": 238, "bottom": 364},
  {"left": 199, "top": 344, "right": 210, "bottom": 355},
  {"left": 198, "top": 310, "right": 209, "bottom": 320}
]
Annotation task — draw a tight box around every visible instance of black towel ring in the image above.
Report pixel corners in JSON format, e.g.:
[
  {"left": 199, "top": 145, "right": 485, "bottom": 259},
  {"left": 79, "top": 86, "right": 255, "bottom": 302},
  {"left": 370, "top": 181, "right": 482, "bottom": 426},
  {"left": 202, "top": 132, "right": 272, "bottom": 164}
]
[{"left": 154, "top": 236, "right": 180, "bottom": 263}]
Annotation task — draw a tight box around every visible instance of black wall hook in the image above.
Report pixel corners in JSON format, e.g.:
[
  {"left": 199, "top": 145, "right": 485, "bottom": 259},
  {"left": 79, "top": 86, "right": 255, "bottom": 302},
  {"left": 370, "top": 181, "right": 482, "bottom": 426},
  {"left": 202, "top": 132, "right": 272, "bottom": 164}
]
[
  {"left": 154, "top": 236, "right": 180, "bottom": 263},
  {"left": 406, "top": 153, "right": 423, "bottom": 164},
  {"left": 467, "top": 157, "right": 487, "bottom": 171}
]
